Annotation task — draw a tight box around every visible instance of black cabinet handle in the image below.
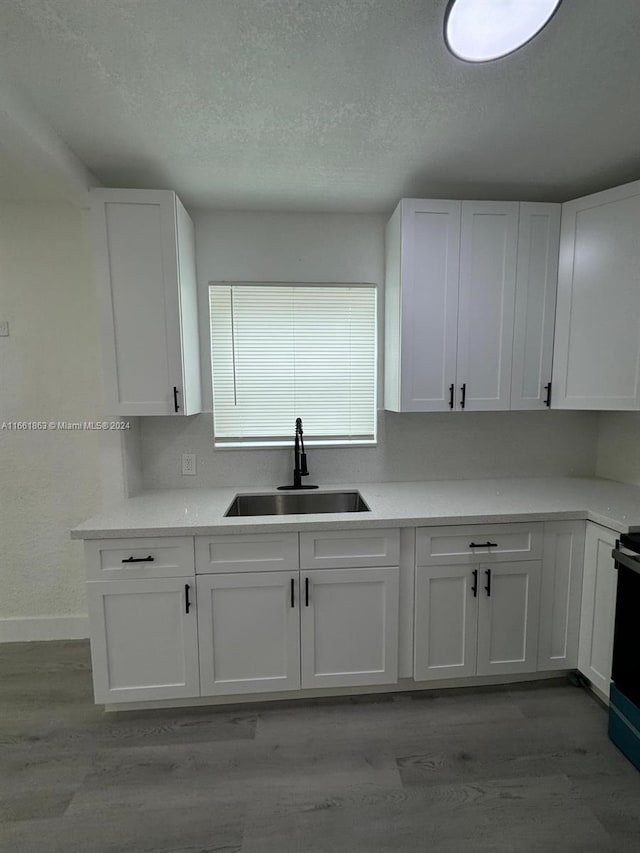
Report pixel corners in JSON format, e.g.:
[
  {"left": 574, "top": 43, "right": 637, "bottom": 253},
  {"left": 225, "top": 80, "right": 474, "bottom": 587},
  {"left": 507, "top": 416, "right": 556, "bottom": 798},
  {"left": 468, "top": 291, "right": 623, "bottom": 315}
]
[
  {"left": 484, "top": 569, "right": 492, "bottom": 597},
  {"left": 305, "top": 577, "right": 309, "bottom": 607},
  {"left": 449, "top": 383, "right": 454, "bottom": 409},
  {"left": 173, "top": 386, "right": 180, "bottom": 413},
  {"left": 544, "top": 382, "right": 552, "bottom": 407},
  {"left": 471, "top": 569, "right": 478, "bottom": 598},
  {"left": 460, "top": 383, "right": 466, "bottom": 409},
  {"left": 290, "top": 578, "right": 295, "bottom": 608},
  {"left": 469, "top": 542, "right": 498, "bottom": 549},
  {"left": 122, "top": 555, "right": 154, "bottom": 563},
  {"left": 185, "top": 584, "right": 191, "bottom": 613}
]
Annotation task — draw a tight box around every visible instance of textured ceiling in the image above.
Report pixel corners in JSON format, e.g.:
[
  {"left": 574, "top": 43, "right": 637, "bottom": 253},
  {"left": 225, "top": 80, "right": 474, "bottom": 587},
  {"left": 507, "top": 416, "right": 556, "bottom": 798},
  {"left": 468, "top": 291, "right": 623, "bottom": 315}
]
[{"left": 1, "top": 0, "right": 639, "bottom": 212}]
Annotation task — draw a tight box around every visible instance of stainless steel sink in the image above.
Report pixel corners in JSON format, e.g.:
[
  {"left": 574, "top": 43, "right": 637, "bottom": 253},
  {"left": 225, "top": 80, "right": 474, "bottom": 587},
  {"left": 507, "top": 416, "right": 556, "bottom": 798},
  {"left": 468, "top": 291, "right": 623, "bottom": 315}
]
[{"left": 224, "top": 491, "right": 370, "bottom": 517}]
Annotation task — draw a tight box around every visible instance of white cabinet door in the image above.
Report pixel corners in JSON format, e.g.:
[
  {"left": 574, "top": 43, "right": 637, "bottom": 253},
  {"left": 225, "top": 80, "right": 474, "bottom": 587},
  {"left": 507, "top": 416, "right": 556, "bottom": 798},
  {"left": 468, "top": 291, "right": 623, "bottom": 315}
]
[
  {"left": 552, "top": 180, "right": 640, "bottom": 410},
  {"left": 86, "top": 578, "right": 199, "bottom": 704},
  {"left": 456, "top": 201, "right": 519, "bottom": 411},
  {"left": 414, "top": 564, "right": 478, "bottom": 681},
  {"left": 511, "top": 203, "right": 560, "bottom": 410},
  {"left": 91, "top": 188, "right": 201, "bottom": 416},
  {"left": 476, "top": 560, "right": 541, "bottom": 676},
  {"left": 197, "top": 572, "right": 301, "bottom": 696},
  {"left": 538, "top": 521, "right": 585, "bottom": 671},
  {"left": 384, "top": 198, "right": 555, "bottom": 414},
  {"left": 300, "top": 567, "right": 399, "bottom": 689},
  {"left": 578, "top": 523, "right": 618, "bottom": 698},
  {"left": 384, "top": 199, "right": 461, "bottom": 412}
]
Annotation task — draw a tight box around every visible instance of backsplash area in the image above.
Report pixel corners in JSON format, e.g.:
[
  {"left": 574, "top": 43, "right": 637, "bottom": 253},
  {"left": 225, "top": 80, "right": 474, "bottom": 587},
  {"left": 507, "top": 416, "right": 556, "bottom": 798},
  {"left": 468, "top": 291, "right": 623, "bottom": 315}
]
[
  {"left": 596, "top": 412, "right": 640, "bottom": 487},
  {"left": 139, "top": 410, "right": 599, "bottom": 491}
]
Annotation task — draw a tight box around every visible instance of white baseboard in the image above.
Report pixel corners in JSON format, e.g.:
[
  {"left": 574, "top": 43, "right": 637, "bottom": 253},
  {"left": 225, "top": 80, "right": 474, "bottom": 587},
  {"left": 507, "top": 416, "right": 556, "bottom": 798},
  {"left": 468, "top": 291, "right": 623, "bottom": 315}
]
[{"left": 0, "top": 616, "right": 89, "bottom": 643}]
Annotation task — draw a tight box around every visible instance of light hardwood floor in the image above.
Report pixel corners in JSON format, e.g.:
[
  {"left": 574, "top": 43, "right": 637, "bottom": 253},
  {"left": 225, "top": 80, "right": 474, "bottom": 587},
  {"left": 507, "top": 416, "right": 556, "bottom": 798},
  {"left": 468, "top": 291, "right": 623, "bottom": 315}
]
[{"left": 1, "top": 640, "right": 639, "bottom": 852}]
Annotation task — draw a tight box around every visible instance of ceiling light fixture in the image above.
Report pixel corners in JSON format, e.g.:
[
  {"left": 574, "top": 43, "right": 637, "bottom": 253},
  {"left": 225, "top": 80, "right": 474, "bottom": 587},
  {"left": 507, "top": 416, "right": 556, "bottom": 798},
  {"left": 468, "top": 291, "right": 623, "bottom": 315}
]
[{"left": 444, "top": 0, "right": 562, "bottom": 63}]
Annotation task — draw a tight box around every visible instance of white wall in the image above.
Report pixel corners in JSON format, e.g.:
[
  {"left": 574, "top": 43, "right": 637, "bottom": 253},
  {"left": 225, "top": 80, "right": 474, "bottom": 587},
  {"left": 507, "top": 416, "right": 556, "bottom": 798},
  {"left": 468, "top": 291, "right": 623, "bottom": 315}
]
[
  {"left": 0, "top": 201, "right": 110, "bottom": 640},
  {"left": 596, "top": 412, "right": 640, "bottom": 486},
  {"left": 140, "top": 209, "right": 599, "bottom": 490}
]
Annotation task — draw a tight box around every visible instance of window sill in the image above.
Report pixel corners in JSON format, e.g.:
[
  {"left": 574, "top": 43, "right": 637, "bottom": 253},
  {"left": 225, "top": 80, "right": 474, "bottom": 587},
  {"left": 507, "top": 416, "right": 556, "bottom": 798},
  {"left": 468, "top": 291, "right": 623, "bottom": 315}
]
[{"left": 214, "top": 439, "right": 377, "bottom": 450}]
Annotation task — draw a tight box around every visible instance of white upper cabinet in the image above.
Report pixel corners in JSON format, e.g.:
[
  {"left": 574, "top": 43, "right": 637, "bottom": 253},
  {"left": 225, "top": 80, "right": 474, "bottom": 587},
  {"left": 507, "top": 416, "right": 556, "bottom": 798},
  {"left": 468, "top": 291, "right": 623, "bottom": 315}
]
[
  {"left": 552, "top": 180, "right": 640, "bottom": 410},
  {"left": 511, "top": 203, "right": 560, "bottom": 410},
  {"left": 457, "top": 201, "right": 519, "bottom": 411},
  {"left": 385, "top": 199, "right": 461, "bottom": 412},
  {"left": 385, "top": 198, "right": 557, "bottom": 412},
  {"left": 91, "top": 188, "right": 201, "bottom": 416}
]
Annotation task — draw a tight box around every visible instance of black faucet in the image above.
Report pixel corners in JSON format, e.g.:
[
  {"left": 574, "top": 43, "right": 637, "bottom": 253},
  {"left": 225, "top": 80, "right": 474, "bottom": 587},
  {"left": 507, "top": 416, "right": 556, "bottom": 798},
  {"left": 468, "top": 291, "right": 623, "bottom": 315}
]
[{"left": 277, "top": 418, "right": 319, "bottom": 490}]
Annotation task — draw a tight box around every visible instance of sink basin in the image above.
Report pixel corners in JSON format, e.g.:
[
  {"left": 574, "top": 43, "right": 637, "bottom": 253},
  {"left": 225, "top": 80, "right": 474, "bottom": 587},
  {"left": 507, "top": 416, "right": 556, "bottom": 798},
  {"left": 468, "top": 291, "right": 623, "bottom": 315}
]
[{"left": 224, "top": 491, "right": 370, "bottom": 517}]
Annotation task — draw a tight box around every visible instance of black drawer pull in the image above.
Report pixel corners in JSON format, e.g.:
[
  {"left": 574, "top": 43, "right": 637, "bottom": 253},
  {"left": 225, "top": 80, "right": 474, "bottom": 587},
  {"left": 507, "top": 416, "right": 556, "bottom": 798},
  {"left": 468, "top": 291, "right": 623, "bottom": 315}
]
[
  {"left": 460, "top": 383, "right": 466, "bottom": 409},
  {"left": 544, "top": 382, "right": 552, "bottom": 407},
  {"left": 173, "top": 385, "right": 180, "bottom": 413},
  {"left": 469, "top": 542, "right": 497, "bottom": 549},
  {"left": 122, "top": 555, "right": 155, "bottom": 563},
  {"left": 185, "top": 584, "right": 191, "bottom": 613},
  {"left": 305, "top": 577, "right": 310, "bottom": 607},
  {"left": 449, "top": 383, "right": 454, "bottom": 409},
  {"left": 471, "top": 569, "right": 478, "bottom": 598},
  {"left": 485, "top": 569, "right": 492, "bottom": 597},
  {"left": 291, "top": 578, "right": 295, "bottom": 608}
]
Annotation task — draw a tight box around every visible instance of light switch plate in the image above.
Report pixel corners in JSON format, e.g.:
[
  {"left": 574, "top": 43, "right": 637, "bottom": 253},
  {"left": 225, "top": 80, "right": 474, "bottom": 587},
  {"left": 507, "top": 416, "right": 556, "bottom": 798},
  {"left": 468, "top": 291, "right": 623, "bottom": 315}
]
[{"left": 0, "top": 321, "right": 9, "bottom": 337}]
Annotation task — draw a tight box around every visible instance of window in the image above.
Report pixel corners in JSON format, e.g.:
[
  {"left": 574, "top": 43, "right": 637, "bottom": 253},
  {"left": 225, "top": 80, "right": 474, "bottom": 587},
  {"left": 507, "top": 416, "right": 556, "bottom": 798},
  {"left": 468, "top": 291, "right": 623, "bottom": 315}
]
[{"left": 209, "top": 283, "right": 377, "bottom": 447}]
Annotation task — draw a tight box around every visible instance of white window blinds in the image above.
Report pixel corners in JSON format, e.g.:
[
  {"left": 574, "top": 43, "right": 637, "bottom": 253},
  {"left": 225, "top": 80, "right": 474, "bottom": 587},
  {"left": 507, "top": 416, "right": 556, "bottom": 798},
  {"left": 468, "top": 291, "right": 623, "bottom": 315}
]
[{"left": 209, "top": 284, "right": 377, "bottom": 446}]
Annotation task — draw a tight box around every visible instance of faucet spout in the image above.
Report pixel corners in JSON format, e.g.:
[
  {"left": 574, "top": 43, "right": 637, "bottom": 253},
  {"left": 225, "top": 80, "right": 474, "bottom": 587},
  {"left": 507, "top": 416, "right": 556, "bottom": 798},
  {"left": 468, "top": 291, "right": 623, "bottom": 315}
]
[{"left": 277, "top": 417, "right": 319, "bottom": 490}]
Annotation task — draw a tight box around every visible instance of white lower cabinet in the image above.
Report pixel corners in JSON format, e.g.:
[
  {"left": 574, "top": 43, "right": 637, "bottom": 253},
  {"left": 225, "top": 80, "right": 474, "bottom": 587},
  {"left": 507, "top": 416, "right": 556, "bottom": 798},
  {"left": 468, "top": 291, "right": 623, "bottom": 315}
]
[
  {"left": 82, "top": 518, "right": 612, "bottom": 707},
  {"left": 300, "top": 567, "right": 399, "bottom": 689},
  {"left": 197, "top": 567, "right": 400, "bottom": 696},
  {"left": 86, "top": 578, "right": 200, "bottom": 704},
  {"left": 578, "top": 523, "right": 618, "bottom": 698},
  {"left": 537, "top": 521, "right": 585, "bottom": 671},
  {"left": 414, "top": 564, "right": 478, "bottom": 680},
  {"left": 415, "top": 560, "right": 541, "bottom": 681},
  {"left": 197, "top": 571, "right": 301, "bottom": 696},
  {"left": 476, "top": 561, "right": 541, "bottom": 676}
]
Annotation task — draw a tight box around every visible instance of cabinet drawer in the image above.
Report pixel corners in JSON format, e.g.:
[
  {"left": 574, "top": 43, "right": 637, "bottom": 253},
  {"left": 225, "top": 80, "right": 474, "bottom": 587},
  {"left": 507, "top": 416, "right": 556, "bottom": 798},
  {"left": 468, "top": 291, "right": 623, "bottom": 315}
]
[
  {"left": 195, "top": 533, "right": 299, "bottom": 573},
  {"left": 300, "top": 529, "right": 400, "bottom": 569},
  {"left": 416, "top": 524, "right": 543, "bottom": 566},
  {"left": 84, "top": 537, "right": 194, "bottom": 580}
]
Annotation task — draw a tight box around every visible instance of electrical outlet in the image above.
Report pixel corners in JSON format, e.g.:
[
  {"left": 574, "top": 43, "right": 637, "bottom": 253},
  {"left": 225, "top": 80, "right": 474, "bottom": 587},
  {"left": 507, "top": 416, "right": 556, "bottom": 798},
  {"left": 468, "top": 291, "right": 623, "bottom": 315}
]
[
  {"left": 0, "top": 321, "right": 9, "bottom": 337},
  {"left": 182, "top": 453, "right": 196, "bottom": 476}
]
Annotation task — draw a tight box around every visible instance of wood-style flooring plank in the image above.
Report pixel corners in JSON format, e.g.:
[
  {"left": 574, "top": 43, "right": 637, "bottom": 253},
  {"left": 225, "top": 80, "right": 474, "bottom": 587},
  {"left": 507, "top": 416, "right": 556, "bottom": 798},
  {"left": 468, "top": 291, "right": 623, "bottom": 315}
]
[{"left": 2, "top": 640, "right": 637, "bottom": 853}]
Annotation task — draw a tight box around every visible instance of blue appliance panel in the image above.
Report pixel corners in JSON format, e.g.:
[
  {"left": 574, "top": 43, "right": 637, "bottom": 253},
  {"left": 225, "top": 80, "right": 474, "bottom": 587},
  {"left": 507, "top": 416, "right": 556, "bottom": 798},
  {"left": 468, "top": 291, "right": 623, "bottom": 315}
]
[{"left": 609, "top": 684, "right": 640, "bottom": 772}]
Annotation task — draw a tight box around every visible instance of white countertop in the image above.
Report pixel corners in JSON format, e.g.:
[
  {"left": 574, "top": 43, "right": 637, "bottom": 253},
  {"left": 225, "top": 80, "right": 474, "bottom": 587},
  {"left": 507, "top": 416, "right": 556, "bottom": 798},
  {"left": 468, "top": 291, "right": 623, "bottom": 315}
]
[{"left": 70, "top": 476, "right": 640, "bottom": 539}]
